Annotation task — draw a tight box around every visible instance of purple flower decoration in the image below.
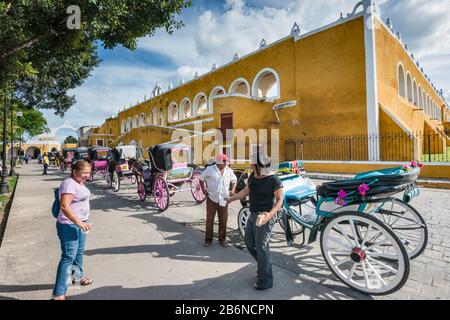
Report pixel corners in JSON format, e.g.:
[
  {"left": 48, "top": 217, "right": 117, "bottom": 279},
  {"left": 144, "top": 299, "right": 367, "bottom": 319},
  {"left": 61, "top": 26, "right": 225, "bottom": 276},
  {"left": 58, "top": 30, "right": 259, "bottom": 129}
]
[
  {"left": 358, "top": 184, "right": 370, "bottom": 197},
  {"left": 338, "top": 189, "right": 347, "bottom": 199},
  {"left": 334, "top": 198, "right": 347, "bottom": 206}
]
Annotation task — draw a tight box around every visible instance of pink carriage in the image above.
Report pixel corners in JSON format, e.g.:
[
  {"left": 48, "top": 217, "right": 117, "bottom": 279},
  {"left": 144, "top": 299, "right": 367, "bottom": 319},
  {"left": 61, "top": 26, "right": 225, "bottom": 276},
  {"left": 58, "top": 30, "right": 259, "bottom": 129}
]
[
  {"left": 60, "top": 148, "right": 76, "bottom": 172},
  {"left": 136, "top": 143, "right": 206, "bottom": 211},
  {"left": 87, "top": 147, "right": 111, "bottom": 182},
  {"left": 107, "top": 145, "right": 138, "bottom": 191}
]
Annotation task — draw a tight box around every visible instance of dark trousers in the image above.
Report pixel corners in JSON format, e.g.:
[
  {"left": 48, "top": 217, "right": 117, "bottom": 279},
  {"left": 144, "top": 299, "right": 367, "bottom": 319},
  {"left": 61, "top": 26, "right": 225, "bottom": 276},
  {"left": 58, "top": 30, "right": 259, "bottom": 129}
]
[
  {"left": 244, "top": 212, "right": 276, "bottom": 289},
  {"left": 205, "top": 197, "right": 228, "bottom": 243},
  {"left": 43, "top": 164, "right": 48, "bottom": 175}
]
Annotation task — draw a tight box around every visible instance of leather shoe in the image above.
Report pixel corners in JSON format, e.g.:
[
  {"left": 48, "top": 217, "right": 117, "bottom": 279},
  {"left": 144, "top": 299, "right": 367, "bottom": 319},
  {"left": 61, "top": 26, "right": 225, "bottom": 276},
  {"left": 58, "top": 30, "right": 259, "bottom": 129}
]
[
  {"left": 203, "top": 241, "right": 212, "bottom": 247},
  {"left": 219, "top": 240, "right": 229, "bottom": 247}
]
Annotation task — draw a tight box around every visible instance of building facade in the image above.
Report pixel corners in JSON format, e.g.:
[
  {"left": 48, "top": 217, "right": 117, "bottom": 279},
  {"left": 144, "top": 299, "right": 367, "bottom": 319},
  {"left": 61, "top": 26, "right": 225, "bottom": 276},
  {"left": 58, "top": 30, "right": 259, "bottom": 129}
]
[{"left": 87, "top": 0, "right": 449, "bottom": 164}]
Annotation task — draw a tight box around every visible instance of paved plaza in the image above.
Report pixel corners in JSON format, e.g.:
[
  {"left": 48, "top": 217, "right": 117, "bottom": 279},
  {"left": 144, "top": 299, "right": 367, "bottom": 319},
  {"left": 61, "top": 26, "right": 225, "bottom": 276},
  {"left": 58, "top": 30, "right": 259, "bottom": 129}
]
[{"left": 0, "top": 163, "right": 449, "bottom": 300}]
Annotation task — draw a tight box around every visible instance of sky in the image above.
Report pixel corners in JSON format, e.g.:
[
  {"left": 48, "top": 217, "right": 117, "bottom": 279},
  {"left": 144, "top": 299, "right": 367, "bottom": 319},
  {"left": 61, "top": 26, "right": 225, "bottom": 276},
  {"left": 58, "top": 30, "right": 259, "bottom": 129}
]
[{"left": 42, "top": 0, "right": 450, "bottom": 141}]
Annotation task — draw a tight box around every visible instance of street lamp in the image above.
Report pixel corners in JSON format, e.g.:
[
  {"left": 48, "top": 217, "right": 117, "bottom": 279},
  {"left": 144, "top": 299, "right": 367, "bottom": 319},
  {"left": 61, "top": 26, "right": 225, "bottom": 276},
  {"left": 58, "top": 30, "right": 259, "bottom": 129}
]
[
  {"left": 1, "top": 84, "right": 9, "bottom": 194},
  {"left": 17, "top": 112, "right": 22, "bottom": 163},
  {"left": 9, "top": 101, "right": 15, "bottom": 176}
]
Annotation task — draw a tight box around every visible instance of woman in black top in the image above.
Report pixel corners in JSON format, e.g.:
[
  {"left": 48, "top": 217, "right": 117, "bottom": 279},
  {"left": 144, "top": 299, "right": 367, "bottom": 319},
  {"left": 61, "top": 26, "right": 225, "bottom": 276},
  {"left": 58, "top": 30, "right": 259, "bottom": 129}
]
[{"left": 227, "top": 153, "right": 283, "bottom": 290}]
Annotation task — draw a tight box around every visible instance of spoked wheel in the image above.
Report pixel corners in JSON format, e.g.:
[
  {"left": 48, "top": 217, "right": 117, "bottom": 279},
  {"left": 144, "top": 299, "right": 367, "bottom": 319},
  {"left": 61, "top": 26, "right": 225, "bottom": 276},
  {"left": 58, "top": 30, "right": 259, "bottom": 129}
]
[
  {"left": 106, "top": 172, "right": 112, "bottom": 187},
  {"left": 320, "top": 212, "right": 410, "bottom": 296},
  {"left": 190, "top": 172, "right": 206, "bottom": 203},
  {"left": 237, "top": 207, "right": 251, "bottom": 239},
  {"left": 112, "top": 171, "right": 120, "bottom": 192},
  {"left": 153, "top": 176, "right": 169, "bottom": 211},
  {"left": 278, "top": 211, "right": 305, "bottom": 236},
  {"left": 168, "top": 184, "right": 177, "bottom": 197},
  {"left": 365, "top": 198, "right": 428, "bottom": 260},
  {"left": 137, "top": 182, "right": 146, "bottom": 201}
]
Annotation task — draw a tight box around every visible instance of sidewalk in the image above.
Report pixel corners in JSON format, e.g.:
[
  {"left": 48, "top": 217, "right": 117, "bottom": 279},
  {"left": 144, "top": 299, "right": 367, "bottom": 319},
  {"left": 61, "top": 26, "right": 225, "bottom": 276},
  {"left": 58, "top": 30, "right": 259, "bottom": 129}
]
[{"left": 0, "top": 163, "right": 354, "bottom": 300}]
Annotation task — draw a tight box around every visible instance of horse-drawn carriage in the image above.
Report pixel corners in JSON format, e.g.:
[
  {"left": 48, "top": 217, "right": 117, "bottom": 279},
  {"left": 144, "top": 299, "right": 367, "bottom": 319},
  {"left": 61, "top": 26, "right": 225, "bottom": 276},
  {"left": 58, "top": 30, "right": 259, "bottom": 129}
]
[
  {"left": 87, "top": 147, "right": 111, "bottom": 182},
  {"left": 60, "top": 148, "right": 76, "bottom": 172},
  {"left": 237, "top": 161, "right": 427, "bottom": 296},
  {"left": 134, "top": 143, "right": 206, "bottom": 211},
  {"left": 107, "top": 145, "right": 139, "bottom": 191}
]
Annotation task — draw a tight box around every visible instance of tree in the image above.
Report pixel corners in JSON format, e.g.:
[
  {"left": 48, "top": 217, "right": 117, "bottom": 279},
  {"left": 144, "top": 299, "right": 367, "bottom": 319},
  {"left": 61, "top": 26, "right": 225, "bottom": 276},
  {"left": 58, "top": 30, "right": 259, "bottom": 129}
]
[
  {"left": 64, "top": 135, "right": 78, "bottom": 144},
  {"left": 0, "top": 0, "right": 191, "bottom": 116}
]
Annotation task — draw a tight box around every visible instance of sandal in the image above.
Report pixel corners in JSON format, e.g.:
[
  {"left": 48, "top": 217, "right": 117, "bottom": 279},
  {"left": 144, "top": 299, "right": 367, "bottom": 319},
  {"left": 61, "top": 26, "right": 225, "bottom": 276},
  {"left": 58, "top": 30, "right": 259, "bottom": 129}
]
[{"left": 80, "top": 277, "right": 94, "bottom": 286}]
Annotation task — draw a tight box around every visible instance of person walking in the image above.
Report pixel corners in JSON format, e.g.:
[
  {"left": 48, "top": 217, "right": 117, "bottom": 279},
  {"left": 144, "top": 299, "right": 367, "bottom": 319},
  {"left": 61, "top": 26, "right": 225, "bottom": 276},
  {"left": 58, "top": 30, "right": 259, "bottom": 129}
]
[
  {"left": 42, "top": 153, "right": 49, "bottom": 175},
  {"left": 227, "top": 152, "right": 283, "bottom": 290},
  {"left": 200, "top": 154, "right": 237, "bottom": 248},
  {"left": 52, "top": 160, "right": 93, "bottom": 300}
]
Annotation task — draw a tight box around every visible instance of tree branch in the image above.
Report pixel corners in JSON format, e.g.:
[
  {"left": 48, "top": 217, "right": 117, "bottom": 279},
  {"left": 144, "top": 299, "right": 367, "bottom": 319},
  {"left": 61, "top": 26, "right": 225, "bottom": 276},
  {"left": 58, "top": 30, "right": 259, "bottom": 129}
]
[{"left": 0, "top": 37, "right": 40, "bottom": 61}]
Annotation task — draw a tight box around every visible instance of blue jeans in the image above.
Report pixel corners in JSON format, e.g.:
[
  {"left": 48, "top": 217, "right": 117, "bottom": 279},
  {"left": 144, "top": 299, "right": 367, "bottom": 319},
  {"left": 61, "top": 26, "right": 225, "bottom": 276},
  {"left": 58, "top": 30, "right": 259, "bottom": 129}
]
[
  {"left": 244, "top": 212, "right": 276, "bottom": 289},
  {"left": 53, "top": 222, "right": 87, "bottom": 296}
]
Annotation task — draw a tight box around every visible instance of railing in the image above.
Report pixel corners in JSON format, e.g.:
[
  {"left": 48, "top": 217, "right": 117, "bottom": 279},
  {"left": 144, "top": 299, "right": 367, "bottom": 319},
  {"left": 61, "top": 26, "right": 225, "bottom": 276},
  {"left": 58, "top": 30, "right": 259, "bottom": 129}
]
[{"left": 285, "top": 131, "right": 450, "bottom": 162}]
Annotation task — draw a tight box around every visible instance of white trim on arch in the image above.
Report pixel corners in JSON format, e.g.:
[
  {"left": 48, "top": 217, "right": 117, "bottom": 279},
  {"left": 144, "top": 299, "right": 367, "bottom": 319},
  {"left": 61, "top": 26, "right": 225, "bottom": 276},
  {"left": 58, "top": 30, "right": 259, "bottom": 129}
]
[
  {"left": 126, "top": 118, "right": 132, "bottom": 132},
  {"left": 152, "top": 107, "right": 159, "bottom": 125},
  {"left": 406, "top": 72, "right": 413, "bottom": 104},
  {"left": 121, "top": 120, "right": 126, "bottom": 134},
  {"left": 179, "top": 98, "right": 192, "bottom": 120},
  {"left": 228, "top": 77, "right": 250, "bottom": 96},
  {"left": 193, "top": 92, "right": 208, "bottom": 116},
  {"left": 251, "top": 67, "right": 281, "bottom": 100},
  {"left": 139, "top": 113, "right": 146, "bottom": 126},
  {"left": 168, "top": 102, "right": 179, "bottom": 123},
  {"left": 209, "top": 86, "right": 226, "bottom": 114}
]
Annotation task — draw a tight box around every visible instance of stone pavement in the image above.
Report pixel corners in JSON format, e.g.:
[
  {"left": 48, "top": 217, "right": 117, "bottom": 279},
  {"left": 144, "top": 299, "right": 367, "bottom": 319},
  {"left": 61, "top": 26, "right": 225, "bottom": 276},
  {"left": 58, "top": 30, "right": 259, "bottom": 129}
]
[{"left": 0, "top": 162, "right": 449, "bottom": 300}]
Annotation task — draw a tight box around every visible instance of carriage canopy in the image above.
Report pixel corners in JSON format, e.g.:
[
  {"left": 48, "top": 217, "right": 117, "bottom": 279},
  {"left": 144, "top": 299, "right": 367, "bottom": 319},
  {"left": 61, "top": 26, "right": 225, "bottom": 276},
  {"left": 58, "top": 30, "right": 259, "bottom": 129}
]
[
  {"left": 74, "top": 147, "right": 89, "bottom": 161},
  {"left": 148, "top": 143, "right": 192, "bottom": 171},
  {"left": 111, "top": 145, "right": 139, "bottom": 162},
  {"left": 88, "top": 147, "right": 111, "bottom": 161}
]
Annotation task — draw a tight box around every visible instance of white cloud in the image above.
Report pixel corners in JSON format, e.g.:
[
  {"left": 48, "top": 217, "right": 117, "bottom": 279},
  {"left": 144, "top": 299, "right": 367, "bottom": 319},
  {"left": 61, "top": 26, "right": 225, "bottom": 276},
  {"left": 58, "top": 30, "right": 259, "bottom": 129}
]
[{"left": 44, "top": 0, "right": 450, "bottom": 134}]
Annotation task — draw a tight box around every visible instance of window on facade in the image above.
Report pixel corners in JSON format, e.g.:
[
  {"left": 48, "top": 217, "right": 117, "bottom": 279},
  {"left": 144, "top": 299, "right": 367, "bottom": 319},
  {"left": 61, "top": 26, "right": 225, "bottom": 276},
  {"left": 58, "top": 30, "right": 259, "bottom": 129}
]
[
  {"left": 133, "top": 116, "right": 139, "bottom": 128},
  {"left": 152, "top": 108, "right": 158, "bottom": 125},
  {"left": 127, "top": 118, "right": 132, "bottom": 131},
  {"left": 413, "top": 80, "right": 418, "bottom": 106},
  {"left": 406, "top": 73, "right": 413, "bottom": 104},
  {"left": 121, "top": 120, "right": 126, "bottom": 134},
  {"left": 398, "top": 65, "right": 406, "bottom": 98}
]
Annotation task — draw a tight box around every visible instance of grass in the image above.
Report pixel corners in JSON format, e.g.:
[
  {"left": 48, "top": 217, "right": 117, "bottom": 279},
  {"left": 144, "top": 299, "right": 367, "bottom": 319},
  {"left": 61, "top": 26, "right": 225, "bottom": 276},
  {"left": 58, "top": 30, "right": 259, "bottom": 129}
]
[
  {"left": 0, "top": 176, "right": 19, "bottom": 247},
  {"left": 422, "top": 147, "right": 450, "bottom": 162}
]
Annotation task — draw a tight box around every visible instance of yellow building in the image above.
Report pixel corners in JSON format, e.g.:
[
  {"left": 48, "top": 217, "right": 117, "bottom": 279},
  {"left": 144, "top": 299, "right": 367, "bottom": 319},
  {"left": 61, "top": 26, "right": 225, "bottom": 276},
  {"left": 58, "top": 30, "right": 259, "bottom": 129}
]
[{"left": 89, "top": 0, "right": 449, "bottom": 166}]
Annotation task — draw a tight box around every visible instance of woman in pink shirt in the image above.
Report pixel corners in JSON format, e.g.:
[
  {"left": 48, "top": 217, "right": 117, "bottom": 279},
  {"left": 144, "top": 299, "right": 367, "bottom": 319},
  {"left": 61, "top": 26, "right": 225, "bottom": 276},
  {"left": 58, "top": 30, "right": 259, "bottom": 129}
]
[{"left": 52, "top": 160, "right": 93, "bottom": 300}]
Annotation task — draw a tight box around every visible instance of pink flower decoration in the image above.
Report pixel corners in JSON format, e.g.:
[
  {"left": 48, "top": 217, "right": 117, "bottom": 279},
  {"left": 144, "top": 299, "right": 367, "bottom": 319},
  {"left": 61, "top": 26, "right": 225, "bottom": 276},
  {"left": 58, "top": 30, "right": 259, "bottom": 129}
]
[
  {"left": 402, "top": 164, "right": 409, "bottom": 170},
  {"left": 358, "top": 184, "right": 370, "bottom": 197},
  {"left": 411, "top": 161, "right": 418, "bottom": 167},
  {"left": 338, "top": 189, "right": 347, "bottom": 199}
]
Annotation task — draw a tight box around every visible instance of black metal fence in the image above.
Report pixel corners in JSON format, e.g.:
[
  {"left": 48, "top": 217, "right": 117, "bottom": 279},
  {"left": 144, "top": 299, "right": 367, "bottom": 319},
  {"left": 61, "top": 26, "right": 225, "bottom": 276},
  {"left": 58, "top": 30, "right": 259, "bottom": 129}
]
[{"left": 285, "top": 132, "right": 450, "bottom": 162}]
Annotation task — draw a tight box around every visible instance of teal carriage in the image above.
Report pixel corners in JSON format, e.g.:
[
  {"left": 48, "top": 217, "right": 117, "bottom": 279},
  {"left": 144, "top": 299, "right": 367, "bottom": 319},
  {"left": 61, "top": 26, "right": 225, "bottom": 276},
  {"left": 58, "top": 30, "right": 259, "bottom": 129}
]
[{"left": 237, "top": 161, "right": 427, "bottom": 295}]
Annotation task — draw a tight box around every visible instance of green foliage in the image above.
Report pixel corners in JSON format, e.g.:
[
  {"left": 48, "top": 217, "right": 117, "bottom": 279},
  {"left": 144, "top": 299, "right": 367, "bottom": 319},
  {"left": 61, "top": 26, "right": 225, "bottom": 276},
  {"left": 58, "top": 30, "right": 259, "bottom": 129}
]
[
  {"left": 64, "top": 135, "right": 78, "bottom": 144},
  {"left": 0, "top": 0, "right": 191, "bottom": 116}
]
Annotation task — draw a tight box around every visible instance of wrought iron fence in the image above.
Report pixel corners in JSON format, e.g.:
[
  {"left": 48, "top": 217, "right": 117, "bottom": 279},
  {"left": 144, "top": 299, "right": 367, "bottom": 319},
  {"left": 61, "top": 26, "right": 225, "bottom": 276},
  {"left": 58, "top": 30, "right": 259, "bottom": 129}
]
[{"left": 285, "top": 131, "right": 450, "bottom": 162}]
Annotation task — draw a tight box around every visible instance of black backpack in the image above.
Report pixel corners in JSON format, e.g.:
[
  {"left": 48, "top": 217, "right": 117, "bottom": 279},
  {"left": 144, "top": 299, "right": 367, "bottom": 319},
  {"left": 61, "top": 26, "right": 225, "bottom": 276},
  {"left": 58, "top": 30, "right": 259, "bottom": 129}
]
[{"left": 51, "top": 188, "right": 60, "bottom": 218}]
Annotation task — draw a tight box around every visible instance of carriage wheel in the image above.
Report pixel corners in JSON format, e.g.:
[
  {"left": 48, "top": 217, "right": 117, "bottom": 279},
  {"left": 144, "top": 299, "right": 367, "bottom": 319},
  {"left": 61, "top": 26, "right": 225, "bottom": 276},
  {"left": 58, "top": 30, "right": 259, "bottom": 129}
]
[
  {"left": 60, "top": 163, "right": 66, "bottom": 173},
  {"left": 367, "top": 198, "right": 428, "bottom": 260},
  {"left": 153, "top": 177, "right": 169, "bottom": 211},
  {"left": 190, "top": 172, "right": 206, "bottom": 203},
  {"left": 112, "top": 171, "right": 120, "bottom": 192},
  {"left": 137, "top": 182, "right": 146, "bottom": 201},
  {"left": 168, "top": 184, "right": 177, "bottom": 197},
  {"left": 320, "top": 212, "right": 409, "bottom": 296},
  {"left": 237, "top": 207, "right": 251, "bottom": 239},
  {"left": 278, "top": 210, "right": 304, "bottom": 236}
]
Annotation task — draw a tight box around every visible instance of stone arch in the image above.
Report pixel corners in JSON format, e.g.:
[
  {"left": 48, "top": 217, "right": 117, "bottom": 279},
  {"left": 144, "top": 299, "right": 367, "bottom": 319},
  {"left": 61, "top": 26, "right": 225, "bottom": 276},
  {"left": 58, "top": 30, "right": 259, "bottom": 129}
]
[
  {"left": 193, "top": 92, "right": 208, "bottom": 116},
  {"left": 25, "top": 146, "right": 41, "bottom": 159},
  {"left": 179, "top": 98, "right": 192, "bottom": 120},
  {"left": 168, "top": 102, "right": 179, "bottom": 123},
  {"left": 133, "top": 115, "right": 139, "bottom": 128},
  {"left": 413, "top": 80, "right": 418, "bottom": 106},
  {"left": 152, "top": 107, "right": 159, "bottom": 125},
  {"left": 397, "top": 63, "right": 406, "bottom": 98},
  {"left": 229, "top": 77, "right": 250, "bottom": 96},
  {"left": 121, "top": 120, "right": 126, "bottom": 134},
  {"left": 252, "top": 67, "right": 280, "bottom": 99}
]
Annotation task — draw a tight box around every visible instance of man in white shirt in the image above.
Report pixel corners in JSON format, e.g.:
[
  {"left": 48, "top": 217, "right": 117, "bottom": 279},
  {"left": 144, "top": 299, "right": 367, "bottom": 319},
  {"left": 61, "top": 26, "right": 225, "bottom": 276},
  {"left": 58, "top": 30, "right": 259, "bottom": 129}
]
[{"left": 200, "top": 154, "right": 237, "bottom": 248}]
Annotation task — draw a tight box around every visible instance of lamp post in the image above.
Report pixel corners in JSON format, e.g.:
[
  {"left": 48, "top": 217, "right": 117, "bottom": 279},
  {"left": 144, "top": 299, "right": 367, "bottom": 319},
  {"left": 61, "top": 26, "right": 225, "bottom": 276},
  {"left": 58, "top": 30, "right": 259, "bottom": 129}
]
[
  {"left": 1, "top": 84, "right": 9, "bottom": 194},
  {"left": 17, "top": 112, "right": 22, "bottom": 163},
  {"left": 9, "top": 101, "right": 15, "bottom": 176}
]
